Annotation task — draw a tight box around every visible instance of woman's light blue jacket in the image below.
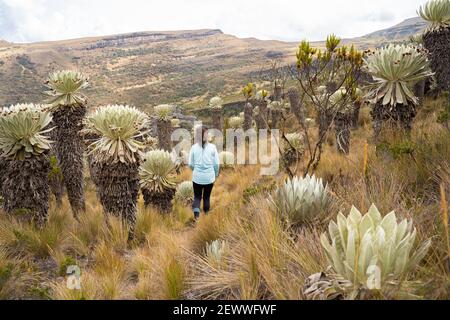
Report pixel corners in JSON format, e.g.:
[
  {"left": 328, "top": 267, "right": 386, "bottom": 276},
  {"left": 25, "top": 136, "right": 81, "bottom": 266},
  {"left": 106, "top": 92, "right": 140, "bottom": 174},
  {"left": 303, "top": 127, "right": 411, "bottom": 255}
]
[{"left": 189, "top": 143, "right": 220, "bottom": 185}]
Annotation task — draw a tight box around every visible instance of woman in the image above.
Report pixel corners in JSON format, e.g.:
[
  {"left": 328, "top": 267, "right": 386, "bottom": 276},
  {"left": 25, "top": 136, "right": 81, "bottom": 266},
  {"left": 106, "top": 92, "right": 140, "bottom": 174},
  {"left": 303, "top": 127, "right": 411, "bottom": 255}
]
[{"left": 188, "top": 126, "right": 220, "bottom": 220}]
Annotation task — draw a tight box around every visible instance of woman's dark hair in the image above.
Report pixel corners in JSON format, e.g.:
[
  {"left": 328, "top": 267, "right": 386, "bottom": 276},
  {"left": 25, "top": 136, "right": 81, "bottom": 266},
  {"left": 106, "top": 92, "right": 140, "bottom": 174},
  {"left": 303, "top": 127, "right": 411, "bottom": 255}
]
[{"left": 201, "top": 126, "right": 209, "bottom": 148}]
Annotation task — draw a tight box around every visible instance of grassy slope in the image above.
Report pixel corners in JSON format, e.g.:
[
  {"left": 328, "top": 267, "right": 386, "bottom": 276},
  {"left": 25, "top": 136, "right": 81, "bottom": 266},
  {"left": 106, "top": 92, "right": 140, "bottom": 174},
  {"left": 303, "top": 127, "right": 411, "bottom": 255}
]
[{"left": 0, "top": 98, "right": 448, "bottom": 300}]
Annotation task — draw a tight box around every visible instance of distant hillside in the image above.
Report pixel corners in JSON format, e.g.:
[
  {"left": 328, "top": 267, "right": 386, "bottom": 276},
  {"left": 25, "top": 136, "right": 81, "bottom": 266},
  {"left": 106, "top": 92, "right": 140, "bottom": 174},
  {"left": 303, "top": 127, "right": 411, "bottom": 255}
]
[
  {"left": 0, "top": 17, "right": 428, "bottom": 109},
  {"left": 0, "top": 29, "right": 296, "bottom": 110},
  {"left": 361, "top": 17, "right": 427, "bottom": 41}
]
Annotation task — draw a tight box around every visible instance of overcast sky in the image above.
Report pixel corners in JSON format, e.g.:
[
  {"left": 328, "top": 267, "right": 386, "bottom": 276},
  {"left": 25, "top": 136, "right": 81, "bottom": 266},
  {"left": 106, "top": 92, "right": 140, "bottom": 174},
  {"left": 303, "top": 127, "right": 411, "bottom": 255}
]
[{"left": 0, "top": 0, "right": 426, "bottom": 43}]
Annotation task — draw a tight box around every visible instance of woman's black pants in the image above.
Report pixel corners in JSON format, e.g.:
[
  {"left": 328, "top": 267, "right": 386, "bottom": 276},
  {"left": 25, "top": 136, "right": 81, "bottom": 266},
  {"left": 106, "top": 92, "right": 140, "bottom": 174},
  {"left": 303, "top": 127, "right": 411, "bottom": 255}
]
[{"left": 192, "top": 182, "right": 214, "bottom": 218}]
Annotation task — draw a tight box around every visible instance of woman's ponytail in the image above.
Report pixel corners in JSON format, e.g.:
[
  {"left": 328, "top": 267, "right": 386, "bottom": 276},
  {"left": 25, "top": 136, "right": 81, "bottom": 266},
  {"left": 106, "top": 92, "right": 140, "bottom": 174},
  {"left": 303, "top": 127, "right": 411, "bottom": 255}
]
[{"left": 202, "top": 126, "right": 209, "bottom": 148}]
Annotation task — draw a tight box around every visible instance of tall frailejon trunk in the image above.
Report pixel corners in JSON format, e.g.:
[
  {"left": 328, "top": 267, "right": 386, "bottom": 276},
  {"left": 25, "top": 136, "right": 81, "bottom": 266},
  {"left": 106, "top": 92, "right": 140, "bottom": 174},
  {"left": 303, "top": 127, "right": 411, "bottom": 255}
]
[
  {"left": 394, "top": 104, "right": 417, "bottom": 133},
  {"left": 271, "top": 84, "right": 283, "bottom": 130},
  {"left": 211, "top": 109, "right": 223, "bottom": 131},
  {"left": 83, "top": 132, "right": 100, "bottom": 187},
  {"left": 371, "top": 105, "right": 384, "bottom": 140},
  {"left": 335, "top": 112, "right": 351, "bottom": 155},
  {"left": 318, "top": 109, "right": 332, "bottom": 139},
  {"left": 95, "top": 160, "right": 140, "bottom": 229},
  {"left": 53, "top": 105, "right": 86, "bottom": 216},
  {"left": 258, "top": 101, "right": 269, "bottom": 129},
  {"left": 282, "top": 147, "right": 300, "bottom": 167},
  {"left": 254, "top": 110, "right": 264, "bottom": 130},
  {"left": 274, "top": 85, "right": 283, "bottom": 102},
  {"left": 142, "top": 189, "right": 175, "bottom": 213},
  {"left": 157, "top": 119, "right": 172, "bottom": 152},
  {"left": 271, "top": 108, "right": 282, "bottom": 129},
  {"left": 352, "top": 101, "right": 362, "bottom": 129},
  {"left": 423, "top": 27, "right": 450, "bottom": 95},
  {"left": 414, "top": 80, "right": 426, "bottom": 103},
  {"left": 48, "top": 122, "right": 64, "bottom": 207},
  {"left": 371, "top": 103, "right": 416, "bottom": 139},
  {"left": 48, "top": 171, "right": 64, "bottom": 207},
  {"left": 1, "top": 153, "right": 51, "bottom": 227},
  {"left": 87, "top": 154, "right": 100, "bottom": 188},
  {"left": 243, "top": 103, "right": 253, "bottom": 131},
  {"left": 326, "top": 82, "right": 338, "bottom": 94},
  {"left": 0, "top": 159, "right": 5, "bottom": 204},
  {"left": 288, "top": 87, "right": 305, "bottom": 127}
]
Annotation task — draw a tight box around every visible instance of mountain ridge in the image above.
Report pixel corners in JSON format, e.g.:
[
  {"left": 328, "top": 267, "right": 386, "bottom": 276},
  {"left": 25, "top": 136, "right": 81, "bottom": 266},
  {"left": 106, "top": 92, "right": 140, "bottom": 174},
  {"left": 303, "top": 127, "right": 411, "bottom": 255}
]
[
  {"left": 361, "top": 17, "right": 427, "bottom": 40},
  {"left": 0, "top": 17, "right": 428, "bottom": 109}
]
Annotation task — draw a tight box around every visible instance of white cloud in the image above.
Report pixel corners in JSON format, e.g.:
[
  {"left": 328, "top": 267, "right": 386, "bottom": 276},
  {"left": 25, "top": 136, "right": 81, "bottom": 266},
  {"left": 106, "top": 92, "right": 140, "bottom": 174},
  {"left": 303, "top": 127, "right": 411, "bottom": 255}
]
[{"left": 0, "top": 0, "right": 427, "bottom": 43}]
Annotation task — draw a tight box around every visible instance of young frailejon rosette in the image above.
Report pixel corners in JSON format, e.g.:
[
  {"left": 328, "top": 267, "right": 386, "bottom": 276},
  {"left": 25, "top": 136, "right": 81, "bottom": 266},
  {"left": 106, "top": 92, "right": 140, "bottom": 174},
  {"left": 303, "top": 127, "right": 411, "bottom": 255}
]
[
  {"left": 139, "top": 149, "right": 177, "bottom": 213},
  {"left": 270, "top": 175, "right": 329, "bottom": 226},
  {"left": 320, "top": 205, "right": 431, "bottom": 290},
  {"left": 0, "top": 104, "right": 53, "bottom": 160},
  {"left": 84, "top": 105, "right": 150, "bottom": 164},
  {"left": 174, "top": 181, "right": 195, "bottom": 206}
]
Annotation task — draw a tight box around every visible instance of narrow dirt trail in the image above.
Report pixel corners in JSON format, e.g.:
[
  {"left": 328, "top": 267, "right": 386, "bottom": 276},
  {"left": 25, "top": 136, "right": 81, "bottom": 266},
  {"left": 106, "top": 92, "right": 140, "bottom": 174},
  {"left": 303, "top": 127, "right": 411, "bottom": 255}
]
[{"left": 170, "top": 165, "right": 263, "bottom": 251}]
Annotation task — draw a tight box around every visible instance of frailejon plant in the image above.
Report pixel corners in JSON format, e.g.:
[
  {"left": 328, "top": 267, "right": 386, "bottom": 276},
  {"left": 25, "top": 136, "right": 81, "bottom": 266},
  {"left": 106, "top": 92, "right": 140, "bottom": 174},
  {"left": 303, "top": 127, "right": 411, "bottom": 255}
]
[
  {"left": 408, "top": 34, "right": 428, "bottom": 100},
  {"left": 154, "top": 104, "right": 173, "bottom": 151},
  {"left": 255, "top": 90, "right": 269, "bottom": 102},
  {"left": 171, "top": 118, "right": 181, "bottom": 128},
  {"left": 255, "top": 90, "right": 269, "bottom": 129},
  {"left": 295, "top": 35, "right": 364, "bottom": 174},
  {"left": 209, "top": 97, "right": 223, "bottom": 109},
  {"left": 253, "top": 106, "right": 262, "bottom": 129},
  {"left": 418, "top": 0, "right": 450, "bottom": 94},
  {"left": 273, "top": 78, "right": 283, "bottom": 102},
  {"left": 243, "top": 102, "right": 253, "bottom": 131},
  {"left": 84, "top": 105, "right": 149, "bottom": 228},
  {"left": 46, "top": 116, "right": 66, "bottom": 206},
  {"left": 288, "top": 87, "right": 306, "bottom": 128},
  {"left": 418, "top": 0, "right": 450, "bottom": 29},
  {"left": 44, "top": 70, "right": 89, "bottom": 216},
  {"left": 242, "top": 83, "right": 255, "bottom": 101},
  {"left": 268, "top": 101, "right": 283, "bottom": 129},
  {"left": 205, "top": 240, "right": 227, "bottom": 267},
  {"left": 0, "top": 104, "right": 53, "bottom": 226},
  {"left": 219, "top": 151, "right": 235, "bottom": 169},
  {"left": 48, "top": 155, "right": 64, "bottom": 207},
  {"left": 296, "top": 37, "right": 363, "bottom": 138},
  {"left": 320, "top": 205, "right": 431, "bottom": 293},
  {"left": 283, "top": 133, "right": 304, "bottom": 166},
  {"left": 351, "top": 88, "right": 363, "bottom": 129},
  {"left": 209, "top": 97, "right": 224, "bottom": 131},
  {"left": 0, "top": 158, "right": 5, "bottom": 204},
  {"left": 330, "top": 88, "right": 354, "bottom": 154},
  {"left": 364, "top": 44, "right": 433, "bottom": 136},
  {"left": 241, "top": 84, "right": 255, "bottom": 131},
  {"left": 140, "top": 149, "right": 177, "bottom": 213},
  {"left": 174, "top": 181, "right": 194, "bottom": 206},
  {"left": 270, "top": 175, "right": 329, "bottom": 226},
  {"left": 285, "top": 133, "right": 304, "bottom": 152},
  {"left": 304, "top": 269, "right": 353, "bottom": 300},
  {"left": 228, "top": 116, "right": 244, "bottom": 130}
]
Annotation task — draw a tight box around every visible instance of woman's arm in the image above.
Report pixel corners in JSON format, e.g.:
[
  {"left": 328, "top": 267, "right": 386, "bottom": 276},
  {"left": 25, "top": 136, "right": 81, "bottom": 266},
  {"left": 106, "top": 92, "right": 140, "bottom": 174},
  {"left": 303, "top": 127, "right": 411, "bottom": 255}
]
[
  {"left": 188, "top": 146, "right": 195, "bottom": 170},
  {"left": 213, "top": 146, "right": 220, "bottom": 178}
]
